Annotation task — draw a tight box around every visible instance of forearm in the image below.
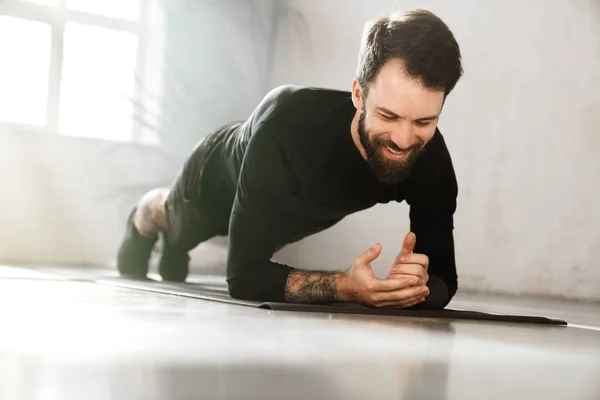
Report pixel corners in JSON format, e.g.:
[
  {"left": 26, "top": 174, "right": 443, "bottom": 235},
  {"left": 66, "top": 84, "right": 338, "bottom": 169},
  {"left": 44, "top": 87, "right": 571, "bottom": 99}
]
[{"left": 284, "top": 269, "right": 351, "bottom": 304}]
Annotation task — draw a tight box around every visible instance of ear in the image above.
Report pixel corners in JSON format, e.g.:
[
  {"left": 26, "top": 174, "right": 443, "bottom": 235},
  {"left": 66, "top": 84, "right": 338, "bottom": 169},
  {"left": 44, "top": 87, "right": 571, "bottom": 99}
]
[{"left": 351, "top": 78, "right": 364, "bottom": 111}]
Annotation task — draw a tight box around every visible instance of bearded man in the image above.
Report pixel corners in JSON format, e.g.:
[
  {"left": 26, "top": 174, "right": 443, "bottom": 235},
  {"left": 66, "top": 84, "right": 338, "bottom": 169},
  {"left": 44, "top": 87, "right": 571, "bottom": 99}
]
[{"left": 116, "top": 9, "right": 463, "bottom": 309}]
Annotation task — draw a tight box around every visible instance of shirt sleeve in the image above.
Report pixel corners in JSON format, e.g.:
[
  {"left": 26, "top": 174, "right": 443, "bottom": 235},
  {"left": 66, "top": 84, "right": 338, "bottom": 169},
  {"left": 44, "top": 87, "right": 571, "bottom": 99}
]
[
  {"left": 406, "top": 146, "right": 459, "bottom": 309},
  {"left": 225, "top": 122, "right": 299, "bottom": 302}
]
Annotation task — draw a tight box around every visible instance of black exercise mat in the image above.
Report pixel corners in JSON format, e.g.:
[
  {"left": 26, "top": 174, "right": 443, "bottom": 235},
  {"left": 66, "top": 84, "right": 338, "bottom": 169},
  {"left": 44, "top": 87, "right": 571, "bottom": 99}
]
[{"left": 95, "top": 277, "right": 568, "bottom": 325}]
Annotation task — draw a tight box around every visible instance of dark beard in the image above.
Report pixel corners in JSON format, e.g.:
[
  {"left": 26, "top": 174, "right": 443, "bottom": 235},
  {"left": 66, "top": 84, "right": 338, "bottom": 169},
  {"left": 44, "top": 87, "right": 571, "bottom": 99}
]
[{"left": 357, "top": 109, "right": 424, "bottom": 184}]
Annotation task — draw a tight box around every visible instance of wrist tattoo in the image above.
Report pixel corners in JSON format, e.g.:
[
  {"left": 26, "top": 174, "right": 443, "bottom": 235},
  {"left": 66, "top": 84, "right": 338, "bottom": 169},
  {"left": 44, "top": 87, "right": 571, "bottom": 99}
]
[{"left": 284, "top": 270, "right": 339, "bottom": 303}]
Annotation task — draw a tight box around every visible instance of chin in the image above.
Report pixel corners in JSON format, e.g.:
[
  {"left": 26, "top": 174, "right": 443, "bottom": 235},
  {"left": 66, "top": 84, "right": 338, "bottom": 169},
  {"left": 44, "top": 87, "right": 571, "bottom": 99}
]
[{"left": 368, "top": 151, "right": 416, "bottom": 184}]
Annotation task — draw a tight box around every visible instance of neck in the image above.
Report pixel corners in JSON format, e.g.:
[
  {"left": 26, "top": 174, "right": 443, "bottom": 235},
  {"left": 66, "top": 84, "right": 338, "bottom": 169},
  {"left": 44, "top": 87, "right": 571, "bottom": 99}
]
[{"left": 350, "top": 109, "right": 368, "bottom": 160}]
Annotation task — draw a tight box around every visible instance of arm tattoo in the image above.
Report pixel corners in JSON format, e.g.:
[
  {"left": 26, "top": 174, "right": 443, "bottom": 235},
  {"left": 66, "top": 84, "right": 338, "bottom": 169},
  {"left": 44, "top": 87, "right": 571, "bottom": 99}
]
[{"left": 284, "top": 270, "right": 339, "bottom": 303}]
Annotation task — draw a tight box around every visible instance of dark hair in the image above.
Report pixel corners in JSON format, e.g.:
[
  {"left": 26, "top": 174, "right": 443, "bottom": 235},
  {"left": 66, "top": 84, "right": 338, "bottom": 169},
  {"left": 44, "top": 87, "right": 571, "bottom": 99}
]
[{"left": 356, "top": 9, "right": 463, "bottom": 97}]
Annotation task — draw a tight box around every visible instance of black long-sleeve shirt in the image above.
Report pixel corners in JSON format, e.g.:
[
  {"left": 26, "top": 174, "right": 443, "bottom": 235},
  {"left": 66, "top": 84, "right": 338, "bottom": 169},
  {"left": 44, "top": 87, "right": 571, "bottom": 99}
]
[{"left": 207, "top": 85, "right": 459, "bottom": 306}]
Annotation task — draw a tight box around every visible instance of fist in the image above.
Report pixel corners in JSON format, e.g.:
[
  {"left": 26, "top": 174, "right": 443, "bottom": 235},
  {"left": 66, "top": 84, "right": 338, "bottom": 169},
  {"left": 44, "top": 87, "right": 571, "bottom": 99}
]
[
  {"left": 387, "top": 232, "right": 429, "bottom": 286},
  {"left": 338, "top": 243, "right": 430, "bottom": 308}
]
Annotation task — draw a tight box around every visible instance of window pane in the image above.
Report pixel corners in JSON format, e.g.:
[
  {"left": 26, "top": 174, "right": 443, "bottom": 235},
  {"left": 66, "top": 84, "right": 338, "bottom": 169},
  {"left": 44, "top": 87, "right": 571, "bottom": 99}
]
[
  {"left": 58, "top": 23, "right": 138, "bottom": 142},
  {"left": 0, "top": 16, "right": 51, "bottom": 126},
  {"left": 65, "top": 0, "right": 141, "bottom": 21},
  {"left": 21, "top": 0, "right": 61, "bottom": 6}
]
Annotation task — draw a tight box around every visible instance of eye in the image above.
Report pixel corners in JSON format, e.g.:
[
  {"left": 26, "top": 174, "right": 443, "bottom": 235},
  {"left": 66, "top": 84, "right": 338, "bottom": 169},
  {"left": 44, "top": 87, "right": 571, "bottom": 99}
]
[
  {"left": 415, "top": 120, "right": 432, "bottom": 127},
  {"left": 381, "top": 114, "right": 396, "bottom": 121}
]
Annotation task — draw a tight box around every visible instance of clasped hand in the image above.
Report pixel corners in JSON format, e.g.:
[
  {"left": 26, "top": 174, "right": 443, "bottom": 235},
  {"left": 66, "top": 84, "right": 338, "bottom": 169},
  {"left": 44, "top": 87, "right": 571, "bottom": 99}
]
[{"left": 340, "top": 232, "right": 430, "bottom": 308}]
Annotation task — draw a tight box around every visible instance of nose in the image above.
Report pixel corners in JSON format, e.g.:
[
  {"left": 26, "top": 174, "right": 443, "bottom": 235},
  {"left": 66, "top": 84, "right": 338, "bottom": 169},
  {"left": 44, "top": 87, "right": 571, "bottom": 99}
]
[{"left": 389, "top": 122, "right": 415, "bottom": 150}]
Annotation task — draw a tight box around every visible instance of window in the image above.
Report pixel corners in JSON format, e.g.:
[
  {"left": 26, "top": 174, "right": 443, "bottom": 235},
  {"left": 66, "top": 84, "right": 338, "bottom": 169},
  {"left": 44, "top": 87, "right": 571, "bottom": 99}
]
[
  {"left": 59, "top": 23, "right": 138, "bottom": 141},
  {"left": 21, "top": 0, "right": 60, "bottom": 6},
  {"left": 64, "top": 0, "right": 141, "bottom": 21},
  {"left": 0, "top": 0, "right": 159, "bottom": 144},
  {"left": 0, "top": 16, "right": 51, "bottom": 127}
]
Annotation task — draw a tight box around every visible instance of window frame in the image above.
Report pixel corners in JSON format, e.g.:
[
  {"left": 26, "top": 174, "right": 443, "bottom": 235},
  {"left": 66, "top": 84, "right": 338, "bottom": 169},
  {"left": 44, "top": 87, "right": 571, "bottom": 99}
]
[{"left": 0, "top": 0, "right": 150, "bottom": 142}]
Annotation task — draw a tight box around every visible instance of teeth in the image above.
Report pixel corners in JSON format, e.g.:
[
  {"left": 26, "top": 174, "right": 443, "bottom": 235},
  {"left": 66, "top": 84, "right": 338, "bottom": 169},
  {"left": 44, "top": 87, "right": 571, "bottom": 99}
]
[{"left": 386, "top": 145, "right": 401, "bottom": 155}]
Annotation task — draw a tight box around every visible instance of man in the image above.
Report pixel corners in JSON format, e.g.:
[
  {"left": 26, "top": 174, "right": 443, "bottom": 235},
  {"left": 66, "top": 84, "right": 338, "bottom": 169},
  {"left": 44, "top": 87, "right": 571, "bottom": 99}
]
[{"left": 117, "top": 9, "right": 463, "bottom": 309}]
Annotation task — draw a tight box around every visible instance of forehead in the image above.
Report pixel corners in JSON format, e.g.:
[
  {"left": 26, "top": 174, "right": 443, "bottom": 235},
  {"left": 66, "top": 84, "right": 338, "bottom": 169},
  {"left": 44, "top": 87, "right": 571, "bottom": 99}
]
[{"left": 367, "top": 59, "right": 444, "bottom": 118}]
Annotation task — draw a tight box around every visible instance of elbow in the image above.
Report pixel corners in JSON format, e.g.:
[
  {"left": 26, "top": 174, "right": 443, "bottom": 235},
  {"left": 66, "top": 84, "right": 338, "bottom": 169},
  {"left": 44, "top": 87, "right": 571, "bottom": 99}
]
[
  {"left": 226, "top": 258, "right": 258, "bottom": 301},
  {"left": 227, "top": 274, "right": 257, "bottom": 301},
  {"left": 227, "top": 270, "right": 270, "bottom": 302},
  {"left": 226, "top": 256, "right": 291, "bottom": 303},
  {"left": 418, "top": 275, "right": 453, "bottom": 310}
]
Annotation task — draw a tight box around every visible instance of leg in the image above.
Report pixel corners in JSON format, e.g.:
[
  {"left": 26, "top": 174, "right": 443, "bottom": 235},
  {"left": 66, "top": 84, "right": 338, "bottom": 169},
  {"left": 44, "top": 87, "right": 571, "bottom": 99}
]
[
  {"left": 156, "top": 127, "right": 234, "bottom": 281},
  {"left": 158, "top": 182, "right": 228, "bottom": 282},
  {"left": 117, "top": 123, "right": 234, "bottom": 281},
  {"left": 116, "top": 188, "right": 169, "bottom": 279}
]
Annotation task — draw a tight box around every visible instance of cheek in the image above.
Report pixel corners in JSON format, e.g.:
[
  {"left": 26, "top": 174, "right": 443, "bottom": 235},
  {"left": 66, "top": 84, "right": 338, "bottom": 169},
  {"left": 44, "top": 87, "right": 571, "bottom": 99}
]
[
  {"left": 417, "top": 124, "right": 438, "bottom": 143},
  {"left": 365, "top": 115, "right": 392, "bottom": 135}
]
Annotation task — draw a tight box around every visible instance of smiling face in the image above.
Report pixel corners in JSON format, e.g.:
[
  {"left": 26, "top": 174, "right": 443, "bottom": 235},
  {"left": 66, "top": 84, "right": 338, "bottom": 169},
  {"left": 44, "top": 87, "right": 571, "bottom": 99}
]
[{"left": 351, "top": 59, "right": 445, "bottom": 184}]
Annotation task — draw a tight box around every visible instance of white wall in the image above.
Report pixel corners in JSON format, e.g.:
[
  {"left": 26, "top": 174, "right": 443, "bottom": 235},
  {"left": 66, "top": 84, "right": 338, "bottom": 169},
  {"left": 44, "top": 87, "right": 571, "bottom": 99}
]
[
  {"left": 0, "top": 131, "right": 163, "bottom": 264},
  {"left": 0, "top": 128, "right": 231, "bottom": 272},
  {"left": 0, "top": 0, "right": 282, "bottom": 273},
  {"left": 270, "top": 0, "right": 600, "bottom": 301}
]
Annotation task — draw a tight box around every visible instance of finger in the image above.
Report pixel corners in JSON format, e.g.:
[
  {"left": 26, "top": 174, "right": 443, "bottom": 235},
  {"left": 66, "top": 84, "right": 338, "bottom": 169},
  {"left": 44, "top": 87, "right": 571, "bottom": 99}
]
[
  {"left": 387, "top": 273, "right": 426, "bottom": 286},
  {"left": 377, "top": 296, "right": 425, "bottom": 309},
  {"left": 354, "top": 243, "right": 382, "bottom": 267},
  {"left": 394, "top": 232, "right": 416, "bottom": 263},
  {"left": 386, "top": 273, "right": 422, "bottom": 285},
  {"left": 371, "top": 276, "right": 420, "bottom": 292},
  {"left": 393, "top": 294, "right": 424, "bottom": 307},
  {"left": 377, "top": 298, "right": 424, "bottom": 309},
  {"left": 406, "top": 297, "right": 427, "bottom": 308},
  {"left": 389, "top": 263, "right": 427, "bottom": 280},
  {"left": 372, "top": 285, "right": 430, "bottom": 303},
  {"left": 404, "top": 297, "right": 426, "bottom": 308},
  {"left": 397, "top": 253, "right": 429, "bottom": 271}
]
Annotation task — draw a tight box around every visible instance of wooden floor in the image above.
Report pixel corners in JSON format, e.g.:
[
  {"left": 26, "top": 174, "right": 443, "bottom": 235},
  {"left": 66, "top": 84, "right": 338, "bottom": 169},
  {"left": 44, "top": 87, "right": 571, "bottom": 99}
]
[{"left": 0, "top": 265, "right": 599, "bottom": 400}]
